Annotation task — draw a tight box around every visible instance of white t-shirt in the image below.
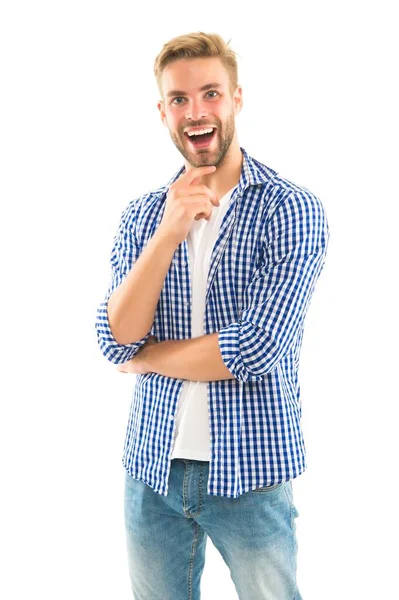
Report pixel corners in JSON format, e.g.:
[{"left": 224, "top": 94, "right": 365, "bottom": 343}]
[{"left": 170, "top": 185, "right": 237, "bottom": 461}]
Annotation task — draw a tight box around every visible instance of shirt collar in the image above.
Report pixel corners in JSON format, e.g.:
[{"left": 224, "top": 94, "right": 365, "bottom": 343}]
[{"left": 155, "top": 147, "right": 277, "bottom": 196}]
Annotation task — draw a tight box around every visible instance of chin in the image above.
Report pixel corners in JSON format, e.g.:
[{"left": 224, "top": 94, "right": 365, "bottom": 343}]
[{"left": 192, "top": 159, "right": 216, "bottom": 168}]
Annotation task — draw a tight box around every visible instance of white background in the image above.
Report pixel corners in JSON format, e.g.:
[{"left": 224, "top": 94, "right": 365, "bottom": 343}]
[{"left": 1, "top": 1, "right": 398, "bottom": 598}]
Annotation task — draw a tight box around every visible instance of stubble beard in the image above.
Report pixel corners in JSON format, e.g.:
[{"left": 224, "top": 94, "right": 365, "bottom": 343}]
[{"left": 169, "top": 112, "right": 235, "bottom": 169}]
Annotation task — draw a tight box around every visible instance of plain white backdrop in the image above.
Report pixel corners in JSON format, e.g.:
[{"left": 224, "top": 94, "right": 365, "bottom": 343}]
[{"left": 1, "top": 1, "right": 398, "bottom": 598}]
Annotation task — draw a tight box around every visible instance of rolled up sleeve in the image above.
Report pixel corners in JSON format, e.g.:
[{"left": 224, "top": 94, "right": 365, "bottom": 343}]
[
  {"left": 95, "top": 202, "right": 150, "bottom": 364},
  {"left": 218, "top": 190, "right": 330, "bottom": 382}
]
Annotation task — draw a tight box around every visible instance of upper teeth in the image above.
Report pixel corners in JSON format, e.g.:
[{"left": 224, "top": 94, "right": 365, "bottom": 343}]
[{"left": 187, "top": 128, "right": 214, "bottom": 137}]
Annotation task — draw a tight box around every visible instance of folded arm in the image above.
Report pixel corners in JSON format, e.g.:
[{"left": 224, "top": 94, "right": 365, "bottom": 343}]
[
  {"left": 140, "top": 333, "right": 236, "bottom": 381},
  {"left": 140, "top": 190, "right": 330, "bottom": 382}
]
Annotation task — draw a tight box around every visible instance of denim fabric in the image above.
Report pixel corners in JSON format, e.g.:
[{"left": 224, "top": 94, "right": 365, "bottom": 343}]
[{"left": 124, "top": 459, "right": 302, "bottom": 600}]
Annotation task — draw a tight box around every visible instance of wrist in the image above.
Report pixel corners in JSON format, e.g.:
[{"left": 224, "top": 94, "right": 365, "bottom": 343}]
[
  {"left": 154, "top": 225, "right": 180, "bottom": 251},
  {"left": 141, "top": 342, "right": 157, "bottom": 372}
]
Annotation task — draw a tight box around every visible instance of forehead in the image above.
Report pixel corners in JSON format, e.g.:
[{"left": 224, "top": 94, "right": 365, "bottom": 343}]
[{"left": 161, "top": 57, "right": 229, "bottom": 95}]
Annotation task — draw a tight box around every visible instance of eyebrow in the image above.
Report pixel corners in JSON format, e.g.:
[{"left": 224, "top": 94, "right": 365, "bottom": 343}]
[{"left": 166, "top": 83, "right": 221, "bottom": 98}]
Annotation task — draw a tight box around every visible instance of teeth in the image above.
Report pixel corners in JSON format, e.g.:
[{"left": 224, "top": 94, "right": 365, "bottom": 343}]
[{"left": 187, "top": 128, "right": 214, "bottom": 137}]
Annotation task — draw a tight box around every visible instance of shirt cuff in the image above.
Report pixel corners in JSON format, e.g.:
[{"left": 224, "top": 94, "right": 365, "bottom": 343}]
[
  {"left": 95, "top": 298, "right": 150, "bottom": 364},
  {"left": 218, "top": 321, "right": 265, "bottom": 382}
]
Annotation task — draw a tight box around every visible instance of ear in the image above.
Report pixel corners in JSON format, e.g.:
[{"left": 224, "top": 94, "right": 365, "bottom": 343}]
[
  {"left": 157, "top": 100, "right": 167, "bottom": 127},
  {"left": 233, "top": 85, "right": 243, "bottom": 116}
]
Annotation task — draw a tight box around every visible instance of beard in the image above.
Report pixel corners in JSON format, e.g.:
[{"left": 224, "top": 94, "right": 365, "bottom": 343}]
[{"left": 168, "top": 112, "right": 235, "bottom": 169}]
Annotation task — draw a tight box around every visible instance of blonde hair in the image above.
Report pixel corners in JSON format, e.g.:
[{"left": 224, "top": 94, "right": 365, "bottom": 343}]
[{"left": 154, "top": 32, "right": 238, "bottom": 98}]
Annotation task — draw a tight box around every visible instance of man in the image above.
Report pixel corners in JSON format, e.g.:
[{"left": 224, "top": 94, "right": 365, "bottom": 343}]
[{"left": 95, "top": 31, "right": 329, "bottom": 600}]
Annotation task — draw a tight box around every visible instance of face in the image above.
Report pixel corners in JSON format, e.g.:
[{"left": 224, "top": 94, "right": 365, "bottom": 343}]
[{"left": 158, "top": 57, "right": 242, "bottom": 168}]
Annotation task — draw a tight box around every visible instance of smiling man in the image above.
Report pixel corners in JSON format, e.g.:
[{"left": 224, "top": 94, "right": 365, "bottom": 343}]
[
  {"left": 162, "top": 59, "right": 239, "bottom": 167},
  {"left": 95, "top": 31, "right": 329, "bottom": 600},
  {"left": 160, "top": 54, "right": 245, "bottom": 207}
]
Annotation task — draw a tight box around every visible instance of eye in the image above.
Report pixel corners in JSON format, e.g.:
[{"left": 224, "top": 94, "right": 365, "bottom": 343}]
[
  {"left": 171, "top": 91, "right": 219, "bottom": 105},
  {"left": 171, "top": 97, "right": 186, "bottom": 105}
]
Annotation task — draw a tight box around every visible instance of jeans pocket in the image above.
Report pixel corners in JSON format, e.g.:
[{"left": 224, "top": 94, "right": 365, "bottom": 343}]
[
  {"left": 283, "top": 481, "right": 300, "bottom": 528},
  {"left": 252, "top": 482, "right": 284, "bottom": 493}
]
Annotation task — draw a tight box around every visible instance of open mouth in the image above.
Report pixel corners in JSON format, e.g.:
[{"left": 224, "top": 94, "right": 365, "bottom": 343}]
[{"left": 184, "top": 128, "right": 217, "bottom": 150}]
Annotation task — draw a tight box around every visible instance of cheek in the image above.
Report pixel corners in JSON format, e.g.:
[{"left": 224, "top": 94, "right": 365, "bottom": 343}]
[
  {"left": 165, "top": 112, "right": 181, "bottom": 132},
  {"left": 215, "top": 105, "right": 231, "bottom": 124}
]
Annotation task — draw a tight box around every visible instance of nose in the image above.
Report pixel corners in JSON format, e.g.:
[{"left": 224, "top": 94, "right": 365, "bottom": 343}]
[{"left": 185, "top": 98, "right": 208, "bottom": 121}]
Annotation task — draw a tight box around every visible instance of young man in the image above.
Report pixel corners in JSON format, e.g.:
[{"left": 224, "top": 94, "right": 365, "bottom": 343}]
[{"left": 96, "top": 32, "right": 329, "bottom": 600}]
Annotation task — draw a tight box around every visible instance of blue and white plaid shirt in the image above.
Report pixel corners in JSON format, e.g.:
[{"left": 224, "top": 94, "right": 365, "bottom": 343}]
[{"left": 95, "top": 147, "right": 330, "bottom": 498}]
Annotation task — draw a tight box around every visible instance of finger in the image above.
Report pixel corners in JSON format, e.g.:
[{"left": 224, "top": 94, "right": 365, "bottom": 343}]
[
  {"left": 184, "top": 185, "right": 219, "bottom": 206},
  {"left": 184, "top": 165, "right": 216, "bottom": 185},
  {"left": 184, "top": 197, "right": 219, "bottom": 213},
  {"left": 191, "top": 202, "right": 212, "bottom": 220},
  {"left": 181, "top": 194, "right": 214, "bottom": 205}
]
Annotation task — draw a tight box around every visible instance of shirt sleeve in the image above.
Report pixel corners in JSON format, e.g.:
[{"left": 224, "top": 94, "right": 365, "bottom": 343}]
[
  {"left": 95, "top": 201, "right": 150, "bottom": 364},
  {"left": 218, "top": 189, "right": 330, "bottom": 382}
]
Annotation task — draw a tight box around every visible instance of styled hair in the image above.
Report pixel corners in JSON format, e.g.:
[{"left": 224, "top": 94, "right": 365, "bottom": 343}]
[{"left": 154, "top": 32, "right": 238, "bottom": 99}]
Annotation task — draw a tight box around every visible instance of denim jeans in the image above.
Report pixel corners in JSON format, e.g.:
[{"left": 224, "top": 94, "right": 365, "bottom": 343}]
[{"left": 124, "top": 458, "right": 302, "bottom": 600}]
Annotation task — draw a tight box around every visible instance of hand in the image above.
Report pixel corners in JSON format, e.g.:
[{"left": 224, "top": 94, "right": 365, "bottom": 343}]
[
  {"left": 159, "top": 165, "right": 220, "bottom": 246},
  {"left": 116, "top": 335, "right": 158, "bottom": 375}
]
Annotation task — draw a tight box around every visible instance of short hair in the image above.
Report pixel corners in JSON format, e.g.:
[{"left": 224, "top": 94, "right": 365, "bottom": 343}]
[{"left": 154, "top": 31, "right": 238, "bottom": 99}]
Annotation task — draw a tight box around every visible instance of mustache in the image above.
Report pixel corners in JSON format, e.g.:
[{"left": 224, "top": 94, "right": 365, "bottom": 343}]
[{"left": 181, "top": 121, "right": 220, "bottom": 132}]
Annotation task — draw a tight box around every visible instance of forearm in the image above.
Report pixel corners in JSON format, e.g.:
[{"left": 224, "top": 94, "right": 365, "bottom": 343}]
[
  {"left": 107, "top": 226, "right": 178, "bottom": 345},
  {"left": 143, "top": 333, "right": 236, "bottom": 381}
]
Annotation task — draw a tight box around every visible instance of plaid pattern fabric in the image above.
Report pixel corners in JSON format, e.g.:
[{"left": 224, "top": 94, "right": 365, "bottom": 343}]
[{"left": 95, "top": 148, "right": 330, "bottom": 497}]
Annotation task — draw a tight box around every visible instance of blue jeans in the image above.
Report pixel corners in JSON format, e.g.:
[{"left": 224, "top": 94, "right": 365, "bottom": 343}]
[{"left": 124, "top": 458, "right": 302, "bottom": 600}]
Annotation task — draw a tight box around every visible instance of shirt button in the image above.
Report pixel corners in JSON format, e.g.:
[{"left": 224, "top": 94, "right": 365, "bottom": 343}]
[
  {"left": 182, "top": 260, "right": 187, "bottom": 266},
  {"left": 185, "top": 301, "right": 191, "bottom": 307}
]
